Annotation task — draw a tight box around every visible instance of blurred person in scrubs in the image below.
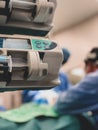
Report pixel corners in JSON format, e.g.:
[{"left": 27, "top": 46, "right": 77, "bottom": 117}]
[{"left": 54, "top": 47, "right": 98, "bottom": 130}]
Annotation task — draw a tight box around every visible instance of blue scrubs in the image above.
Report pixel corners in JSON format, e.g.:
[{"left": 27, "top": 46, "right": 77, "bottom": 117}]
[
  {"left": 54, "top": 70, "right": 98, "bottom": 128},
  {"left": 53, "top": 72, "right": 71, "bottom": 92},
  {"left": 22, "top": 72, "right": 71, "bottom": 103}
]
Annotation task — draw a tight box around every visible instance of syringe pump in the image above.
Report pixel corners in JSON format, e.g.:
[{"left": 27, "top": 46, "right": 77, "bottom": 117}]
[
  {"left": 0, "top": 36, "right": 63, "bottom": 91},
  {"left": 0, "top": 0, "right": 63, "bottom": 91},
  {"left": 0, "top": 0, "right": 57, "bottom": 36}
]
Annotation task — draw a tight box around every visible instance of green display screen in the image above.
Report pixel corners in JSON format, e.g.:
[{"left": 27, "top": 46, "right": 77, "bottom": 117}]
[{"left": 31, "top": 39, "right": 51, "bottom": 50}]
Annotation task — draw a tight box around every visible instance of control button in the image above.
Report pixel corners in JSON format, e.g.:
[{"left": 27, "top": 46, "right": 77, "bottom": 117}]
[
  {"left": 35, "top": 41, "right": 41, "bottom": 45},
  {"left": 36, "top": 45, "right": 42, "bottom": 48},
  {"left": 43, "top": 42, "right": 49, "bottom": 45},
  {"left": 45, "top": 46, "right": 50, "bottom": 49},
  {"left": 45, "top": 42, "right": 57, "bottom": 50},
  {"left": 49, "top": 42, "right": 57, "bottom": 49}
]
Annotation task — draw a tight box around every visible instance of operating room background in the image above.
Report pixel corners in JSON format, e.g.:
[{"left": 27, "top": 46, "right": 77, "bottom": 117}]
[
  {"left": 0, "top": 0, "right": 97, "bottom": 109},
  {"left": 51, "top": 0, "right": 98, "bottom": 72}
]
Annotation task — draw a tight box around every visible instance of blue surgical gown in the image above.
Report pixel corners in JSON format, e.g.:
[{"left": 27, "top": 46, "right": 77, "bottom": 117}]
[{"left": 54, "top": 70, "right": 98, "bottom": 125}]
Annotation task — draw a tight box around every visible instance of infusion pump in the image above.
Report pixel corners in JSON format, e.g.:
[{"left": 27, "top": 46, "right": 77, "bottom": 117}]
[
  {"left": 0, "top": 35, "right": 63, "bottom": 91},
  {"left": 0, "top": 0, "right": 63, "bottom": 91},
  {"left": 0, "top": 0, "right": 57, "bottom": 36}
]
